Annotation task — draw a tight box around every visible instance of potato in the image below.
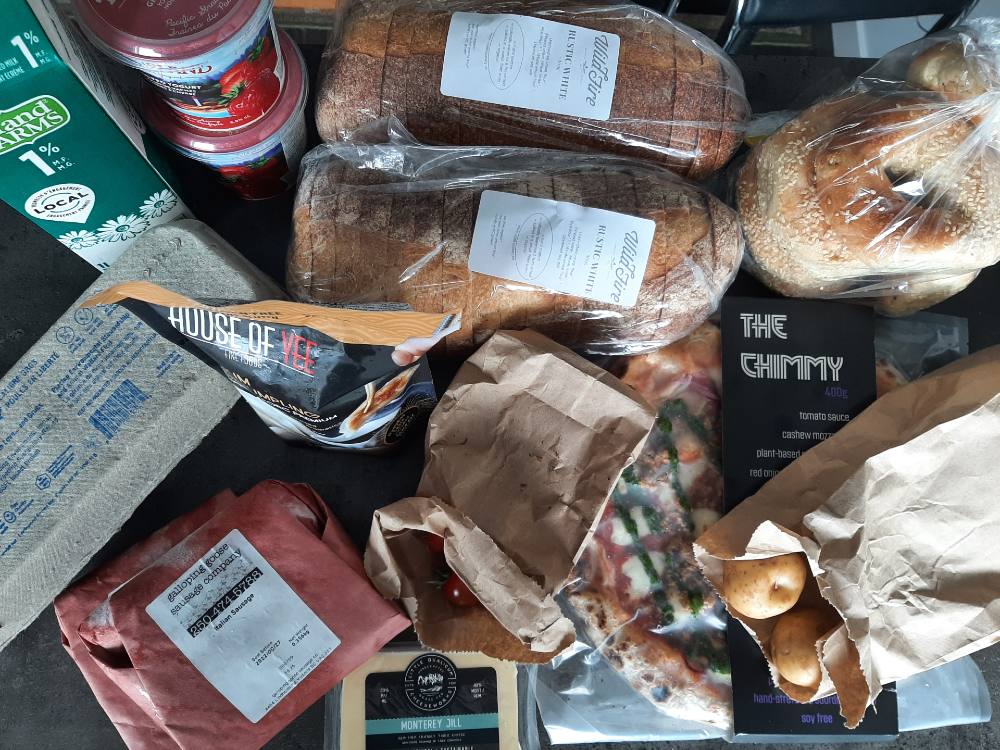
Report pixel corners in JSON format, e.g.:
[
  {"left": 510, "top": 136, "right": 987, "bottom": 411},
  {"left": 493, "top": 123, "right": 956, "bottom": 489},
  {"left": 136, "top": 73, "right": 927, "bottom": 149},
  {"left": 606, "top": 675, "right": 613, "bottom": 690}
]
[
  {"left": 770, "top": 607, "right": 838, "bottom": 689},
  {"left": 722, "top": 553, "right": 808, "bottom": 619}
]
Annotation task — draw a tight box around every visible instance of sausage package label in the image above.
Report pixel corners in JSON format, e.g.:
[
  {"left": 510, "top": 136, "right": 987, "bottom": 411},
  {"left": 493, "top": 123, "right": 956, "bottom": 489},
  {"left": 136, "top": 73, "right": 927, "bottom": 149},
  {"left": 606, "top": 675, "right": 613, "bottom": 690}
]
[
  {"left": 146, "top": 529, "right": 341, "bottom": 723},
  {"left": 468, "top": 190, "right": 654, "bottom": 308},
  {"left": 440, "top": 12, "right": 620, "bottom": 120}
]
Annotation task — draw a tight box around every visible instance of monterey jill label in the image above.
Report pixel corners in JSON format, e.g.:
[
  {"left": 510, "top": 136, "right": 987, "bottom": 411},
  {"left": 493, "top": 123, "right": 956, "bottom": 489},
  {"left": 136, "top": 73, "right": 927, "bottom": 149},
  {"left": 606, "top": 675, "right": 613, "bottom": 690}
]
[{"left": 1, "top": 0, "right": 188, "bottom": 270}]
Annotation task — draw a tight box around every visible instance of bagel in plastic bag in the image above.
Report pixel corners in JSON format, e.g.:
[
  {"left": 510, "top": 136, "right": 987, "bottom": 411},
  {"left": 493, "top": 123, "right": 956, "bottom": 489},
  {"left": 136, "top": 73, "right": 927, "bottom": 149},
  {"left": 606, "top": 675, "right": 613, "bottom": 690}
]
[{"left": 736, "top": 19, "right": 1000, "bottom": 314}]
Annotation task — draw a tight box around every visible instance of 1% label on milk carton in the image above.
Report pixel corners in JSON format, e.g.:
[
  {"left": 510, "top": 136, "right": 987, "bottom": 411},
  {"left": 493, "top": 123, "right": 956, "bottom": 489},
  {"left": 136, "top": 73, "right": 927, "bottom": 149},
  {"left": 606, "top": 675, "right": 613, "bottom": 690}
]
[
  {"left": 3, "top": 31, "right": 51, "bottom": 78},
  {"left": 5, "top": 29, "right": 55, "bottom": 79},
  {"left": 4, "top": 31, "right": 70, "bottom": 175},
  {"left": 20, "top": 140, "right": 73, "bottom": 176}
]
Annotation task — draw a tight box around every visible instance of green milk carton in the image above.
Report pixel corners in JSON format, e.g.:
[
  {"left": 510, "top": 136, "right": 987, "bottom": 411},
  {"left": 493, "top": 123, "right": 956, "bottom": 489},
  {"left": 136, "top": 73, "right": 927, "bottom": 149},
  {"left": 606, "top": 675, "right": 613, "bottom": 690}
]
[{"left": 1, "top": 0, "right": 189, "bottom": 270}]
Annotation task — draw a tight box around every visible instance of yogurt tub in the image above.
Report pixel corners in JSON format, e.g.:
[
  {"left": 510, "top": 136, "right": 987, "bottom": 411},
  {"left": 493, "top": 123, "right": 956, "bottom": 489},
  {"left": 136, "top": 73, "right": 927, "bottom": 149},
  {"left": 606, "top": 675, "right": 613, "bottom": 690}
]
[
  {"left": 143, "top": 32, "right": 306, "bottom": 200},
  {"left": 73, "top": 0, "right": 285, "bottom": 131}
]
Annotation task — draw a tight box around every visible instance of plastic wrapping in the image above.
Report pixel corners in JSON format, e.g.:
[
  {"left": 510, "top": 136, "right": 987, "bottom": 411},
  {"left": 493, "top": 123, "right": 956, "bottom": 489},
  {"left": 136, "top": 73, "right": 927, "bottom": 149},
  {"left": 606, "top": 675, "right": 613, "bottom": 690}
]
[
  {"left": 287, "top": 128, "right": 743, "bottom": 356},
  {"left": 537, "top": 651, "right": 990, "bottom": 743},
  {"left": 737, "top": 19, "right": 1000, "bottom": 314},
  {"left": 557, "top": 323, "right": 732, "bottom": 729},
  {"left": 874, "top": 311, "right": 969, "bottom": 396},
  {"left": 316, "top": 0, "right": 748, "bottom": 181}
]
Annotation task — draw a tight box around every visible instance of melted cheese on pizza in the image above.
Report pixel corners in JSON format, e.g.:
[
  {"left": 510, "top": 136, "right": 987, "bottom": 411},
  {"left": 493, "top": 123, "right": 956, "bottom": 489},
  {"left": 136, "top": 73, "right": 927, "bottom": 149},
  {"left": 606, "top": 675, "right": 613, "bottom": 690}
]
[
  {"left": 691, "top": 508, "right": 721, "bottom": 538},
  {"left": 609, "top": 506, "right": 656, "bottom": 547},
  {"left": 621, "top": 550, "right": 664, "bottom": 599}
]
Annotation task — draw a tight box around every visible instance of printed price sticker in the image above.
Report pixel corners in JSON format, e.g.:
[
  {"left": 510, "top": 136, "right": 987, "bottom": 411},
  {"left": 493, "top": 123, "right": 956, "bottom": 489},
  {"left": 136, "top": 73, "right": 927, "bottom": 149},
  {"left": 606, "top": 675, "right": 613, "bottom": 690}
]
[{"left": 146, "top": 529, "right": 340, "bottom": 722}]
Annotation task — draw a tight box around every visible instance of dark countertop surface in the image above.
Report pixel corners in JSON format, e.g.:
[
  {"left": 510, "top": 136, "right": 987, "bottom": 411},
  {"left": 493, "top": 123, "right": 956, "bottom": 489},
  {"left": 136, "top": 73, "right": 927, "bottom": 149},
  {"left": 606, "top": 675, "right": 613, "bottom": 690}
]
[{"left": 0, "top": 48, "right": 998, "bottom": 750}]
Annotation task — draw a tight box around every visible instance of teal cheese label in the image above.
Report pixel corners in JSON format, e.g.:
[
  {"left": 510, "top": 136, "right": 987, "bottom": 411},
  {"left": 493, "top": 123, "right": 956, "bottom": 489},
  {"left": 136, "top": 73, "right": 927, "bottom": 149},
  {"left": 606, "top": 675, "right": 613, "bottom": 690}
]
[{"left": 364, "top": 654, "right": 501, "bottom": 750}]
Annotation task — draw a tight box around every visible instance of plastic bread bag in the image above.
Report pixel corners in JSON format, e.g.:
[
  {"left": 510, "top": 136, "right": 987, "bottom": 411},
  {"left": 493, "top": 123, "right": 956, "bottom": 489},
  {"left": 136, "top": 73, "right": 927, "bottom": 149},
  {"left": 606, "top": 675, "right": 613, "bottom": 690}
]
[
  {"left": 553, "top": 323, "right": 732, "bottom": 729},
  {"left": 82, "top": 281, "right": 461, "bottom": 452},
  {"left": 287, "top": 126, "right": 743, "bottom": 356},
  {"left": 874, "top": 310, "right": 969, "bottom": 396},
  {"left": 736, "top": 18, "right": 1000, "bottom": 315},
  {"left": 535, "top": 651, "right": 989, "bottom": 743},
  {"left": 324, "top": 644, "right": 541, "bottom": 750},
  {"left": 316, "top": 0, "right": 749, "bottom": 181}
]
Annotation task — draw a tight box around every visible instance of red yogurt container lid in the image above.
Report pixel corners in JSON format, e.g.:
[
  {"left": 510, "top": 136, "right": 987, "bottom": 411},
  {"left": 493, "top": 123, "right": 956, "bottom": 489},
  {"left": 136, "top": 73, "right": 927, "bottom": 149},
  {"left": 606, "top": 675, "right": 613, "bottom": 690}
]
[
  {"left": 143, "top": 31, "right": 305, "bottom": 155},
  {"left": 73, "top": 0, "right": 273, "bottom": 62}
]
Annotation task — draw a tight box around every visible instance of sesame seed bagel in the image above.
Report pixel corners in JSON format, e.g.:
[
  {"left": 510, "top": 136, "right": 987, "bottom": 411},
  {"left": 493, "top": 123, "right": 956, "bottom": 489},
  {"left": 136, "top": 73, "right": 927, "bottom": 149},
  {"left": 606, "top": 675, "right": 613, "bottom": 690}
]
[
  {"left": 907, "top": 41, "right": 990, "bottom": 102},
  {"left": 737, "top": 92, "right": 1000, "bottom": 314}
]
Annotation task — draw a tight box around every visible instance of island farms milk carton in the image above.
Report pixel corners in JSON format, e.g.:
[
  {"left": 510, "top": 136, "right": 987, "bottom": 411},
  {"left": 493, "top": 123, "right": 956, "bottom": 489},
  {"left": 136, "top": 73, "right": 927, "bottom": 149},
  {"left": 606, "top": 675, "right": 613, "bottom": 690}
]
[{"left": 1, "top": 0, "right": 189, "bottom": 269}]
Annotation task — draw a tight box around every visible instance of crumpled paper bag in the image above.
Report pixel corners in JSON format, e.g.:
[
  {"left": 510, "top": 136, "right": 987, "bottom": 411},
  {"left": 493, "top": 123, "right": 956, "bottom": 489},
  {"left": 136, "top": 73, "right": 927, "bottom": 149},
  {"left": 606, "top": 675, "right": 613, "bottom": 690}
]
[
  {"left": 365, "top": 330, "right": 654, "bottom": 662},
  {"left": 694, "top": 345, "right": 1000, "bottom": 727}
]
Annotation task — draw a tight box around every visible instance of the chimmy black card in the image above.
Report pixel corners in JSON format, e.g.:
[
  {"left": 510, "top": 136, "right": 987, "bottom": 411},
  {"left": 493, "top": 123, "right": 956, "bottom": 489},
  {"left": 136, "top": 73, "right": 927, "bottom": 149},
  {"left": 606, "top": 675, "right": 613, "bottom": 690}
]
[{"left": 720, "top": 297, "right": 898, "bottom": 741}]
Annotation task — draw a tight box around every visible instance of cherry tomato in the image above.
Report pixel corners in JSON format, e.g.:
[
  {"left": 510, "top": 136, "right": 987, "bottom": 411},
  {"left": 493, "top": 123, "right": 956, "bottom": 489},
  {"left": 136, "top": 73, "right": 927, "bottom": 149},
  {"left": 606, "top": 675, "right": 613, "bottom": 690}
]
[
  {"left": 443, "top": 572, "right": 478, "bottom": 608},
  {"left": 424, "top": 533, "right": 445, "bottom": 555}
]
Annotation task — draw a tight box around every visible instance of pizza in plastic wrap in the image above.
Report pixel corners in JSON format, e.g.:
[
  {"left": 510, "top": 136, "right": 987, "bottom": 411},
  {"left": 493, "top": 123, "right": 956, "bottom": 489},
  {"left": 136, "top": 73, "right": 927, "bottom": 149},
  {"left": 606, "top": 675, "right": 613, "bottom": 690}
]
[{"left": 565, "top": 322, "right": 732, "bottom": 727}]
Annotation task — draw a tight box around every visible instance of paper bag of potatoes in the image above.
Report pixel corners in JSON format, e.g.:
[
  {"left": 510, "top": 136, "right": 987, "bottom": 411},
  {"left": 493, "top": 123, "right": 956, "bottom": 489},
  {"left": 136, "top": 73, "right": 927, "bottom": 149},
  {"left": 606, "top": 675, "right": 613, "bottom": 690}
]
[{"left": 695, "top": 346, "right": 1000, "bottom": 728}]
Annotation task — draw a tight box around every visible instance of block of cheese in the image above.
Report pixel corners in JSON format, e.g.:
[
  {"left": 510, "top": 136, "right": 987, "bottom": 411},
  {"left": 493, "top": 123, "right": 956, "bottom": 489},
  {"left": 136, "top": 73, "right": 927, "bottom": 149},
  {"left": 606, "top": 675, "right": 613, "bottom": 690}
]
[
  {"left": 334, "top": 648, "right": 522, "bottom": 750},
  {"left": 0, "top": 220, "right": 282, "bottom": 650}
]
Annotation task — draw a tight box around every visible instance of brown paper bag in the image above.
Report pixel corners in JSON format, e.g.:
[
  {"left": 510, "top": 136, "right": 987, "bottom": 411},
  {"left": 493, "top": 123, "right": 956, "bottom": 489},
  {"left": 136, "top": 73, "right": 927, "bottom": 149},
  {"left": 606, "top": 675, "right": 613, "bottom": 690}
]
[
  {"left": 365, "top": 330, "right": 655, "bottom": 662},
  {"left": 695, "top": 345, "right": 1000, "bottom": 727}
]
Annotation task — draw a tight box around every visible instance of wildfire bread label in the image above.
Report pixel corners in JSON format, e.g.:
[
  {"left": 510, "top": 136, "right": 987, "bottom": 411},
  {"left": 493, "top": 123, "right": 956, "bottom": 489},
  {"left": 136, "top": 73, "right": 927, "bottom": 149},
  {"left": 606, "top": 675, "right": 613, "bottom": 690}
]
[
  {"left": 339, "top": 649, "right": 520, "bottom": 750},
  {"left": 469, "top": 190, "right": 654, "bottom": 307},
  {"left": 146, "top": 530, "right": 341, "bottom": 723},
  {"left": 83, "top": 282, "right": 461, "bottom": 451},
  {"left": 440, "top": 13, "right": 620, "bottom": 120}
]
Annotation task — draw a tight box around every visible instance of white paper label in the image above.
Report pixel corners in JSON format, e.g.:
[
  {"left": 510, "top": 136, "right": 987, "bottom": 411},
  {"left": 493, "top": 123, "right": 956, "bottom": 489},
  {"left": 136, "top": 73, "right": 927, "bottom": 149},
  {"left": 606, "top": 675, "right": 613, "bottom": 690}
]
[
  {"left": 145, "top": 529, "right": 340, "bottom": 723},
  {"left": 468, "top": 191, "right": 655, "bottom": 308},
  {"left": 440, "top": 12, "right": 620, "bottom": 120}
]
